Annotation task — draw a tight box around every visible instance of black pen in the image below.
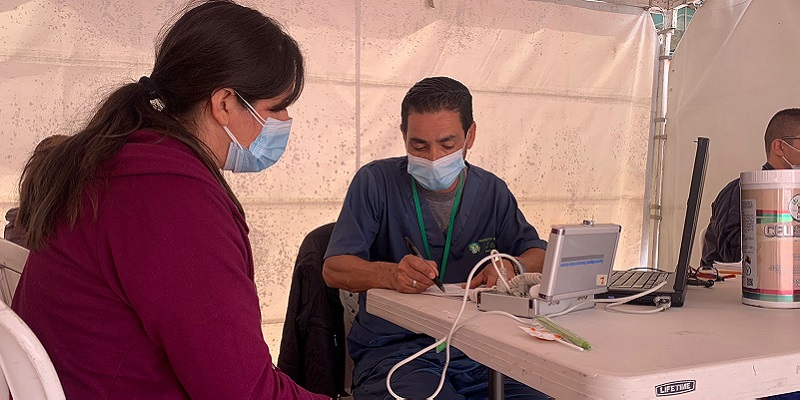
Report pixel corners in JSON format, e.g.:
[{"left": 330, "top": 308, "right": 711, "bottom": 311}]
[{"left": 404, "top": 236, "right": 446, "bottom": 293}]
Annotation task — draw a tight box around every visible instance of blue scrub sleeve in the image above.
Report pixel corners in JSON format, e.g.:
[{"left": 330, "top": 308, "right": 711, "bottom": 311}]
[
  {"left": 495, "top": 184, "right": 547, "bottom": 255},
  {"left": 325, "top": 167, "right": 382, "bottom": 261}
]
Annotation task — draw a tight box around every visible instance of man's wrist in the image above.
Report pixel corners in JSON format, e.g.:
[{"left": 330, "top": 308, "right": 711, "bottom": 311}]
[{"left": 514, "top": 257, "right": 527, "bottom": 274}]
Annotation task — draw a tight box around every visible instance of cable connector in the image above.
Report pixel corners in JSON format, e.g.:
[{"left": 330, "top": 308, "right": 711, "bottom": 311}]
[{"left": 654, "top": 296, "right": 672, "bottom": 311}]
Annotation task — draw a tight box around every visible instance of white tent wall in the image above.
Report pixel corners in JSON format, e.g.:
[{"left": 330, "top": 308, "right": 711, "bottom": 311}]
[
  {"left": 1, "top": 0, "right": 655, "bottom": 334},
  {"left": 659, "top": 0, "right": 800, "bottom": 271}
]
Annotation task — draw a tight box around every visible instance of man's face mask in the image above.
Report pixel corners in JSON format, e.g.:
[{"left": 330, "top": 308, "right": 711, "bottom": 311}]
[
  {"left": 406, "top": 134, "right": 469, "bottom": 191},
  {"left": 781, "top": 139, "right": 800, "bottom": 169},
  {"left": 222, "top": 92, "right": 292, "bottom": 173}
]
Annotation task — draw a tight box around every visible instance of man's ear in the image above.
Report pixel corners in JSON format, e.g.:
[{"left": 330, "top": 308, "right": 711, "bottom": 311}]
[
  {"left": 465, "top": 122, "right": 476, "bottom": 150},
  {"left": 209, "top": 88, "right": 237, "bottom": 127},
  {"left": 772, "top": 138, "right": 786, "bottom": 157},
  {"left": 400, "top": 125, "right": 409, "bottom": 147}
]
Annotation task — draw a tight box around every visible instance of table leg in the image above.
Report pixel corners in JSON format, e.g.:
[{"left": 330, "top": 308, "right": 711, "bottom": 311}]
[{"left": 488, "top": 368, "right": 504, "bottom": 400}]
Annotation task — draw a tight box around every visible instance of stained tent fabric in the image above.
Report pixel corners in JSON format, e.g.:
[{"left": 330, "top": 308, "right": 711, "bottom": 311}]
[
  {"left": 0, "top": 0, "right": 656, "bottom": 323},
  {"left": 659, "top": 0, "right": 800, "bottom": 270}
]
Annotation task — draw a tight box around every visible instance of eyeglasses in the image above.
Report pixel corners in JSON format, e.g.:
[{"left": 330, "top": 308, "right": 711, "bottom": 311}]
[{"left": 687, "top": 266, "right": 736, "bottom": 287}]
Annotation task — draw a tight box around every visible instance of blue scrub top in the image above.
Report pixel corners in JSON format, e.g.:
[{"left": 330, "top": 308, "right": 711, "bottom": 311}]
[{"left": 325, "top": 156, "right": 547, "bottom": 380}]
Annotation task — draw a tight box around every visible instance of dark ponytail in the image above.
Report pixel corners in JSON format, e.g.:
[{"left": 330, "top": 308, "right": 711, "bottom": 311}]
[{"left": 18, "top": 0, "right": 304, "bottom": 250}]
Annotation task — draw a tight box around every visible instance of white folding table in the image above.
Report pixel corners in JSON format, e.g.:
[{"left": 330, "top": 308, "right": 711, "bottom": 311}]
[{"left": 366, "top": 278, "right": 800, "bottom": 399}]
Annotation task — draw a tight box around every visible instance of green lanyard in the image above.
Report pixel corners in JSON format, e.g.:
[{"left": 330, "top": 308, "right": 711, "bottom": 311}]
[{"left": 411, "top": 174, "right": 464, "bottom": 280}]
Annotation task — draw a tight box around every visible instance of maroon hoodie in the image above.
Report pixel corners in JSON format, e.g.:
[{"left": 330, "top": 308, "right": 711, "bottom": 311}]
[{"left": 12, "top": 130, "right": 328, "bottom": 399}]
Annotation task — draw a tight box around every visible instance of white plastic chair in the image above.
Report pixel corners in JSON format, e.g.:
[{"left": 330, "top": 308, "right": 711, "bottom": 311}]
[
  {"left": 0, "top": 238, "right": 65, "bottom": 399},
  {"left": 0, "top": 239, "right": 27, "bottom": 306},
  {"left": 0, "top": 300, "right": 65, "bottom": 399}
]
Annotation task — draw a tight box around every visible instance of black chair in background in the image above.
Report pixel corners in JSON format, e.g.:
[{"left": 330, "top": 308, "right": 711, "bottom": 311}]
[{"left": 278, "top": 223, "right": 351, "bottom": 398}]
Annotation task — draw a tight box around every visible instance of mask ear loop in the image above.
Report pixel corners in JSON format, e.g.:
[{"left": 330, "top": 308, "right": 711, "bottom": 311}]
[
  {"left": 222, "top": 126, "right": 243, "bottom": 148},
  {"left": 221, "top": 90, "right": 251, "bottom": 150},
  {"left": 782, "top": 139, "right": 800, "bottom": 151},
  {"left": 221, "top": 126, "right": 245, "bottom": 171},
  {"left": 461, "top": 131, "right": 470, "bottom": 160},
  {"left": 234, "top": 91, "right": 267, "bottom": 126},
  {"left": 781, "top": 139, "right": 799, "bottom": 168}
]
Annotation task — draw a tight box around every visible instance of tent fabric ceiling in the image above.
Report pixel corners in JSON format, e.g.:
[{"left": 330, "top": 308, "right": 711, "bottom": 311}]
[
  {"left": 0, "top": 0, "right": 656, "bottom": 322},
  {"left": 591, "top": 0, "right": 700, "bottom": 11},
  {"left": 660, "top": 0, "right": 800, "bottom": 270}
]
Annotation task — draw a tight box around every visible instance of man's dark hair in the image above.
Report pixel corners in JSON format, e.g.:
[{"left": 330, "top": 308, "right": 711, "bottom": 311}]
[
  {"left": 400, "top": 77, "right": 473, "bottom": 135},
  {"left": 765, "top": 108, "right": 800, "bottom": 156}
]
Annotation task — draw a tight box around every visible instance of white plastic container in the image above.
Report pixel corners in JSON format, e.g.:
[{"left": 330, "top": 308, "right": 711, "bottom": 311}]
[{"left": 740, "top": 170, "right": 800, "bottom": 308}]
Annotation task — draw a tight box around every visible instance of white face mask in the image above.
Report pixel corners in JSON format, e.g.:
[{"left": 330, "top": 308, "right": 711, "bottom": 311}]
[
  {"left": 222, "top": 92, "right": 292, "bottom": 173},
  {"left": 781, "top": 139, "right": 800, "bottom": 169},
  {"left": 406, "top": 134, "right": 469, "bottom": 191}
]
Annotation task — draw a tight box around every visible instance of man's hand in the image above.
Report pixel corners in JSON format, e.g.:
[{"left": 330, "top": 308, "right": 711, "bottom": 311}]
[
  {"left": 392, "top": 255, "right": 439, "bottom": 294},
  {"left": 464, "top": 259, "right": 516, "bottom": 289}
]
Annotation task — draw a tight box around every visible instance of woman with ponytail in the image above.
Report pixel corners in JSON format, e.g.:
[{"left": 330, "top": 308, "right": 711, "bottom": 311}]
[{"left": 11, "top": 1, "right": 328, "bottom": 399}]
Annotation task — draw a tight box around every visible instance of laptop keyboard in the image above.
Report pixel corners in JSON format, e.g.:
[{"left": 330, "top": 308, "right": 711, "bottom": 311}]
[{"left": 610, "top": 270, "right": 669, "bottom": 289}]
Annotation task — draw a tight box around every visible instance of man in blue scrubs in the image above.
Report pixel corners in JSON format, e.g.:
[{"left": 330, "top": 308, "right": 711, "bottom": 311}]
[{"left": 323, "top": 77, "right": 549, "bottom": 399}]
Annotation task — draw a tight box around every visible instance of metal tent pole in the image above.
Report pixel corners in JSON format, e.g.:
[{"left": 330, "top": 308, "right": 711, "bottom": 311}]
[{"left": 647, "top": 7, "right": 677, "bottom": 269}]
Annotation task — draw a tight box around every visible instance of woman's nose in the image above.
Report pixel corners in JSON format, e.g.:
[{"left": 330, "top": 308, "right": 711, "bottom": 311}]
[{"left": 273, "top": 109, "right": 290, "bottom": 121}]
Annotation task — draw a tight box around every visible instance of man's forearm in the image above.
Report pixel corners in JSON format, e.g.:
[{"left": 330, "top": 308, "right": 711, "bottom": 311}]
[
  {"left": 322, "top": 254, "right": 396, "bottom": 292},
  {"left": 518, "top": 247, "right": 546, "bottom": 274}
]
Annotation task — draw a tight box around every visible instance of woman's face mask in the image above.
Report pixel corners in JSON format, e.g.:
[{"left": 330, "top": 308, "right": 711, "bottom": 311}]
[
  {"left": 222, "top": 92, "right": 292, "bottom": 173},
  {"left": 407, "top": 135, "right": 468, "bottom": 191}
]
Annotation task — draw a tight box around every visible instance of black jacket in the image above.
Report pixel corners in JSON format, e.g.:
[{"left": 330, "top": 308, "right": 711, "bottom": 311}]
[
  {"left": 701, "top": 163, "right": 774, "bottom": 266},
  {"left": 4, "top": 207, "right": 26, "bottom": 248},
  {"left": 278, "top": 223, "right": 346, "bottom": 398}
]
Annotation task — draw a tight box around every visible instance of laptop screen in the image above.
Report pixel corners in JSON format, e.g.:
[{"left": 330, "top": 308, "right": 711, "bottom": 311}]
[
  {"left": 538, "top": 222, "right": 621, "bottom": 301},
  {"left": 673, "top": 136, "right": 710, "bottom": 290}
]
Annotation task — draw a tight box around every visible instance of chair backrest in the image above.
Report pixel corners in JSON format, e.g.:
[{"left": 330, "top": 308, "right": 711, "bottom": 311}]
[
  {"left": 0, "top": 238, "right": 65, "bottom": 399},
  {"left": 0, "top": 239, "right": 27, "bottom": 306},
  {"left": 338, "top": 289, "right": 358, "bottom": 397},
  {"left": 0, "top": 299, "right": 65, "bottom": 399},
  {"left": 278, "top": 222, "right": 361, "bottom": 398}
]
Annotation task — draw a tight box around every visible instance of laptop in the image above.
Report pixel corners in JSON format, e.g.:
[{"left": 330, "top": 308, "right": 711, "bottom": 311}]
[
  {"left": 595, "top": 136, "right": 709, "bottom": 308},
  {"left": 477, "top": 221, "right": 621, "bottom": 317},
  {"left": 537, "top": 222, "right": 622, "bottom": 302}
]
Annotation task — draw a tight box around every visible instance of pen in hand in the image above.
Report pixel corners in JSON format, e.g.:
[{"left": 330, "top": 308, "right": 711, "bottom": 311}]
[{"left": 404, "top": 236, "right": 446, "bottom": 293}]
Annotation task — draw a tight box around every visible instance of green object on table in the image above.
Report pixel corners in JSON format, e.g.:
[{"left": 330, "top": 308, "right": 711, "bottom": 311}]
[
  {"left": 436, "top": 341, "right": 447, "bottom": 353},
  {"left": 535, "top": 315, "right": 592, "bottom": 350}
]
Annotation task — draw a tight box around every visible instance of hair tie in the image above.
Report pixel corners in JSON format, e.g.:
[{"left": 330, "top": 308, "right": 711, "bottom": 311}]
[
  {"left": 138, "top": 76, "right": 165, "bottom": 111},
  {"left": 138, "top": 76, "right": 162, "bottom": 100}
]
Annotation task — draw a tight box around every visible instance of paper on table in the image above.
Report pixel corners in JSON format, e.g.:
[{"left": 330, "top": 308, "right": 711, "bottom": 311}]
[
  {"left": 518, "top": 326, "right": 585, "bottom": 351},
  {"left": 422, "top": 283, "right": 468, "bottom": 298}
]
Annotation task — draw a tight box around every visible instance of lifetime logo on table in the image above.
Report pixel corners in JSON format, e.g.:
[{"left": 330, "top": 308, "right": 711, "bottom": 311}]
[{"left": 655, "top": 380, "right": 696, "bottom": 396}]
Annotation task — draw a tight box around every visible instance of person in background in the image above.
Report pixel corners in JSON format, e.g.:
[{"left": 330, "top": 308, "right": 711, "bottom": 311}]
[
  {"left": 702, "top": 108, "right": 800, "bottom": 267},
  {"left": 4, "top": 135, "right": 68, "bottom": 248},
  {"left": 323, "top": 76, "right": 550, "bottom": 399},
  {"left": 11, "top": 1, "right": 328, "bottom": 398}
]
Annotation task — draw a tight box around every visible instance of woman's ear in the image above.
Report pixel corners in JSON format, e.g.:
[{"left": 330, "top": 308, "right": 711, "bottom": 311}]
[{"left": 209, "top": 88, "right": 237, "bottom": 127}]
